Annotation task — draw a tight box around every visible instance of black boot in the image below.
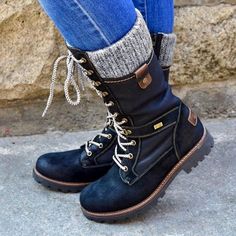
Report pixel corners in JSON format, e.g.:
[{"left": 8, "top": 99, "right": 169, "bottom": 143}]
[
  {"left": 76, "top": 14, "right": 214, "bottom": 222},
  {"left": 33, "top": 33, "right": 175, "bottom": 192},
  {"left": 79, "top": 52, "right": 214, "bottom": 222}
]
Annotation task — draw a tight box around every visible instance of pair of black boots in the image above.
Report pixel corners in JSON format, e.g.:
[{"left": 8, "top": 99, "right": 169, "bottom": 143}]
[{"left": 33, "top": 33, "right": 214, "bottom": 222}]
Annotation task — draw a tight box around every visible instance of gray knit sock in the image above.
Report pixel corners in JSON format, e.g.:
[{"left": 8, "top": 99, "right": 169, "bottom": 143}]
[
  {"left": 158, "top": 33, "right": 176, "bottom": 68},
  {"left": 87, "top": 10, "right": 153, "bottom": 79}
]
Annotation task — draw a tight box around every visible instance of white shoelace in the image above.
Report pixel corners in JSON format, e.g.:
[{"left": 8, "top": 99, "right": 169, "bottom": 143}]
[
  {"left": 42, "top": 51, "right": 114, "bottom": 156},
  {"left": 84, "top": 108, "right": 115, "bottom": 156},
  {"left": 104, "top": 103, "right": 136, "bottom": 172},
  {"left": 42, "top": 51, "right": 87, "bottom": 117}
]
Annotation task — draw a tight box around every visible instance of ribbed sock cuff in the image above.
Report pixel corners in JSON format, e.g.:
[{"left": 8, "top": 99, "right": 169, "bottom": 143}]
[
  {"left": 87, "top": 10, "right": 153, "bottom": 78},
  {"left": 158, "top": 33, "right": 176, "bottom": 68}
]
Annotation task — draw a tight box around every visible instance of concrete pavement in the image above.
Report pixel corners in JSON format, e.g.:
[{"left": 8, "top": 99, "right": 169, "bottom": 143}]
[{"left": 0, "top": 119, "right": 235, "bottom": 236}]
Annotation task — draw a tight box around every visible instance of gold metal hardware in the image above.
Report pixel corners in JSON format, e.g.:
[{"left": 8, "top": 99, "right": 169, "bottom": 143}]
[
  {"left": 86, "top": 70, "right": 94, "bottom": 76},
  {"left": 102, "top": 92, "right": 109, "bottom": 97},
  {"left": 154, "top": 122, "right": 163, "bottom": 130},
  {"left": 79, "top": 58, "right": 87, "bottom": 64},
  {"left": 123, "top": 129, "right": 132, "bottom": 136}
]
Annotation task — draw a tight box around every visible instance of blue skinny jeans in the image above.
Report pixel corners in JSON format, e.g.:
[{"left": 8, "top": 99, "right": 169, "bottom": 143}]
[{"left": 38, "top": 0, "right": 174, "bottom": 51}]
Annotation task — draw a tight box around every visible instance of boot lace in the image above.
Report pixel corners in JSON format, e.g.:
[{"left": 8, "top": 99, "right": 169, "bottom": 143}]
[
  {"left": 105, "top": 103, "right": 136, "bottom": 172},
  {"left": 42, "top": 50, "right": 102, "bottom": 117},
  {"left": 42, "top": 50, "right": 114, "bottom": 157},
  {"left": 85, "top": 109, "right": 113, "bottom": 156}
]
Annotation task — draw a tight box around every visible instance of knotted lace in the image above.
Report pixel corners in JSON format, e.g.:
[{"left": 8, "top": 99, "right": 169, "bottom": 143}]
[
  {"left": 42, "top": 51, "right": 87, "bottom": 117},
  {"left": 42, "top": 50, "right": 114, "bottom": 157}
]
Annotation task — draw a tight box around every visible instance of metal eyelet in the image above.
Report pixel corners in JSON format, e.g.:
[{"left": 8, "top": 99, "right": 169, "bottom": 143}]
[
  {"left": 102, "top": 92, "right": 109, "bottom": 97},
  {"left": 87, "top": 151, "right": 92, "bottom": 156},
  {"left": 131, "top": 140, "right": 136, "bottom": 146},
  {"left": 78, "top": 58, "right": 87, "bottom": 64},
  {"left": 86, "top": 70, "right": 94, "bottom": 76},
  {"left": 99, "top": 143, "right": 103, "bottom": 149},
  {"left": 109, "top": 101, "right": 114, "bottom": 106},
  {"left": 122, "top": 118, "right": 128, "bottom": 124},
  {"left": 94, "top": 81, "right": 101, "bottom": 86},
  {"left": 128, "top": 153, "right": 133, "bottom": 159},
  {"left": 124, "top": 166, "right": 128, "bottom": 172},
  {"left": 107, "top": 134, "right": 112, "bottom": 139},
  {"left": 123, "top": 129, "right": 132, "bottom": 136}
]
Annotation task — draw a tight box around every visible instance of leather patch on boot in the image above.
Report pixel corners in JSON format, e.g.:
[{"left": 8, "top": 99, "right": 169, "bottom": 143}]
[
  {"left": 188, "top": 108, "right": 198, "bottom": 126},
  {"left": 135, "top": 64, "right": 152, "bottom": 89}
]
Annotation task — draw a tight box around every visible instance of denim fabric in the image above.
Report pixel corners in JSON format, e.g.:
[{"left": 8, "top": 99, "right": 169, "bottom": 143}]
[
  {"left": 133, "top": 0, "right": 174, "bottom": 33},
  {"left": 38, "top": 0, "right": 136, "bottom": 51},
  {"left": 38, "top": 0, "right": 174, "bottom": 51}
]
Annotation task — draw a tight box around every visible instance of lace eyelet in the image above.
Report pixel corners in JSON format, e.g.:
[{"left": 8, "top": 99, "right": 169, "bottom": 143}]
[
  {"left": 107, "top": 134, "right": 112, "bottom": 139},
  {"left": 87, "top": 70, "right": 94, "bottom": 76},
  {"left": 99, "top": 143, "right": 103, "bottom": 149},
  {"left": 94, "top": 81, "right": 101, "bottom": 86},
  {"left": 87, "top": 151, "right": 92, "bottom": 157},
  {"left": 124, "top": 166, "right": 128, "bottom": 172},
  {"left": 108, "top": 101, "right": 114, "bottom": 106},
  {"left": 123, "top": 129, "right": 132, "bottom": 136},
  {"left": 102, "top": 92, "right": 109, "bottom": 97},
  {"left": 78, "top": 58, "right": 87, "bottom": 64},
  {"left": 131, "top": 140, "right": 136, "bottom": 146},
  {"left": 128, "top": 153, "right": 133, "bottom": 159},
  {"left": 122, "top": 118, "right": 128, "bottom": 124}
]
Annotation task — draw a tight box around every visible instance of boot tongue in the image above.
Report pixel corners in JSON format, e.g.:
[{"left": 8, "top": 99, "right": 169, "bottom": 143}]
[{"left": 151, "top": 33, "right": 163, "bottom": 59}]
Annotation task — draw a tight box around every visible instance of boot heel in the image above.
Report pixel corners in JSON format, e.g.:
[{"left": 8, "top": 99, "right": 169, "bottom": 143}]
[{"left": 182, "top": 129, "right": 214, "bottom": 174}]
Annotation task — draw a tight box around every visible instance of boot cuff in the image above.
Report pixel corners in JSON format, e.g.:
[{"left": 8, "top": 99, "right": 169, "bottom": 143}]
[
  {"left": 158, "top": 33, "right": 177, "bottom": 68},
  {"left": 87, "top": 10, "right": 153, "bottom": 78}
]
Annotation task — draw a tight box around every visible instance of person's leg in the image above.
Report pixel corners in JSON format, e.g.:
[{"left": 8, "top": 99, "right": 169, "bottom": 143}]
[
  {"left": 132, "top": 0, "right": 174, "bottom": 34},
  {"left": 38, "top": 0, "right": 136, "bottom": 51},
  {"left": 133, "top": 0, "right": 176, "bottom": 80}
]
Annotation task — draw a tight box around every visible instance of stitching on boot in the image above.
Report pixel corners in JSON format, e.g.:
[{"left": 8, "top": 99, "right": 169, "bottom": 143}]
[{"left": 173, "top": 103, "right": 182, "bottom": 160}]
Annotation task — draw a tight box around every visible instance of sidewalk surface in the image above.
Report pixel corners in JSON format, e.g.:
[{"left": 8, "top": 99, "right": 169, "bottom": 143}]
[{"left": 0, "top": 119, "right": 235, "bottom": 236}]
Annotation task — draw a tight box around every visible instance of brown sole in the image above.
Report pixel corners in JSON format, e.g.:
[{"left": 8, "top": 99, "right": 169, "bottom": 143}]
[
  {"left": 33, "top": 168, "right": 89, "bottom": 193},
  {"left": 81, "top": 128, "right": 214, "bottom": 222}
]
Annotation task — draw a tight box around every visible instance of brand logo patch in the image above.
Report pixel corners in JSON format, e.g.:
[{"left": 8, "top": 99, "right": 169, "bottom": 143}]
[
  {"left": 135, "top": 63, "right": 152, "bottom": 89},
  {"left": 154, "top": 122, "right": 164, "bottom": 130}
]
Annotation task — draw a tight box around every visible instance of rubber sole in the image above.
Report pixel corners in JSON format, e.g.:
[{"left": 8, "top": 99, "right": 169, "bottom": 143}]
[
  {"left": 81, "top": 128, "right": 214, "bottom": 223},
  {"left": 33, "top": 168, "right": 89, "bottom": 193}
]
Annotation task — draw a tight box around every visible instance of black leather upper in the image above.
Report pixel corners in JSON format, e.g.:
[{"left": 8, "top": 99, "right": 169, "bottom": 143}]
[
  {"left": 34, "top": 35, "right": 171, "bottom": 185},
  {"left": 36, "top": 126, "right": 116, "bottom": 183},
  {"left": 77, "top": 50, "right": 204, "bottom": 213}
]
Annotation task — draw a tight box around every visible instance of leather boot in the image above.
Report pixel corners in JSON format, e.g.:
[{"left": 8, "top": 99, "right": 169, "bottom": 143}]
[
  {"left": 76, "top": 13, "right": 214, "bottom": 222},
  {"left": 33, "top": 30, "right": 176, "bottom": 193}
]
